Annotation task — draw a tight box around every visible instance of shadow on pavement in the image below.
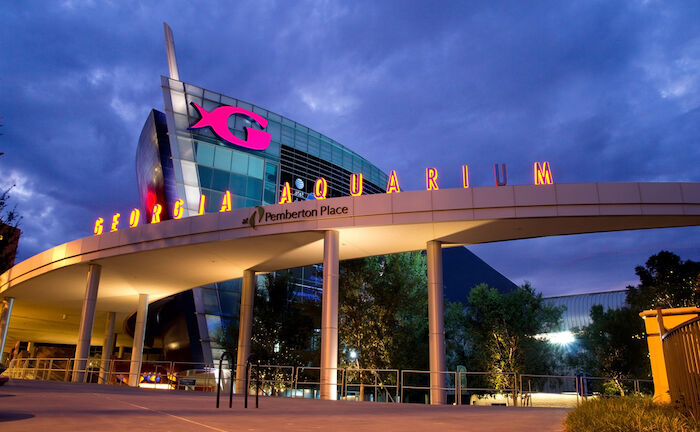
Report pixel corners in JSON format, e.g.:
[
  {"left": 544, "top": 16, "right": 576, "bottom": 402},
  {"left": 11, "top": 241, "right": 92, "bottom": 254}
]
[{"left": 0, "top": 412, "right": 35, "bottom": 422}]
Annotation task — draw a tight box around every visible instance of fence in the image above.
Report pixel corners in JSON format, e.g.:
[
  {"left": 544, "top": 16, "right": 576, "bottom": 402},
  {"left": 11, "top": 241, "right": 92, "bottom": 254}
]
[
  {"left": 1, "top": 357, "right": 653, "bottom": 408},
  {"left": 662, "top": 315, "right": 700, "bottom": 418}
]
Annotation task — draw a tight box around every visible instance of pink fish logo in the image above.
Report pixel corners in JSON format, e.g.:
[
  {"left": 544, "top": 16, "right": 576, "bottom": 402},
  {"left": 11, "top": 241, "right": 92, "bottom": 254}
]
[{"left": 188, "top": 102, "right": 271, "bottom": 151}]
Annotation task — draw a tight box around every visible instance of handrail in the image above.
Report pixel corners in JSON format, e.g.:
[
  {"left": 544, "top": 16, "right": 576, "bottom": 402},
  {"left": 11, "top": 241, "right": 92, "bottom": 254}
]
[{"left": 215, "top": 351, "right": 234, "bottom": 408}]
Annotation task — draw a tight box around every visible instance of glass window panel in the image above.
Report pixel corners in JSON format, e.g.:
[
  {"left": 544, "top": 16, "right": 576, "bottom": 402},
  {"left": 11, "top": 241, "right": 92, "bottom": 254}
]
[
  {"left": 195, "top": 142, "right": 215, "bottom": 166},
  {"left": 253, "top": 106, "right": 267, "bottom": 117},
  {"left": 320, "top": 142, "right": 332, "bottom": 161},
  {"left": 266, "top": 121, "right": 281, "bottom": 142},
  {"left": 267, "top": 112, "right": 281, "bottom": 122},
  {"left": 201, "top": 288, "right": 219, "bottom": 313},
  {"left": 219, "top": 290, "right": 241, "bottom": 313},
  {"left": 213, "top": 146, "right": 232, "bottom": 170},
  {"left": 211, "top": 169, "right": 230, "bottom": 191},
  {"left": 245, "top": 198, "right": 260, "bottom": 208},
  {"left": 184, "top": 185, "right": 199, "bottom": 212},
  {"left": 282, "top": 117, "right": 295, "bottom": 127},
  {"left": 185, "top": 83, "right": 204, "bottom": 97},
  {"left": 174, "top": 113, "right": 189, "bottom": 131},
  {"left": 343, "top": 152, "right": 353, "bottom": 171},
  {"left": 307, "top": 137, "right": 319, "bottom": 157},
  {"left": 178, "top": 138, "right": 194, "bottom": 161},
  {"left": 264, "top": 188, "right": 276, "bottom": 205},
  {"left": 197, "top": 165, "right": 214, "bottom": 189},
  {"left": 204, "top": 90, "right": 220, "bottom": 103},
  {"left": 265, "top": 162, "right": 278, "bottom": 184},
  {"left": 173, "top": 163, "right": 183, "bottom": 183},
  {"left": 205, "top": 314, "right": 222, "bottom": 338},
  {"left": 186, "top": 95, "right": 203, "bottom": 116},
  {"left": 281, "top": 126, "right": 294, "bottom": 146},
  {"left": 203, "top": 98, "right": 218, "bottom": 112},
  {"left": 206, "top": 190, "right": 222, "bottom": 213},
  {"left": 229, "top": 173, "right": 247, "bottom": 194},
  {"left": 246, "top": 177, "right": 262, "bottom": 199},
  {"left": 181, "top": 160, "right": 198, "bottom": 186},
  {"left": 231, "top": 151, "right": 248, "bottom": 175},
  {"left": 168, "top": 79, "right": 184, "bottom": 91},
  {"left": 331, "top": 144, "right": 343, "bottom": 165},
  {"left": 233, "top": 194, "right": 247, "bottom": 209},
  {"left": 170, "top": 91, "right": 187, "bottom": 114},
  {"left": 235, "top": 115, "right": 252, "bottom": 132},
  {"left": 294, "top": 132, "right": 308, "bottom": 152},
  {"left": 221, "top": 95, "right": 237, "bottom": 106},
  {"left": 248, "top": 156, "right": 264, "bottom": 179},
  {"left": 238, "top": 101, "right": 253, "bottom": 111},
  {"left": 265, "top": 140, "right": 280, "bottom": 157}
]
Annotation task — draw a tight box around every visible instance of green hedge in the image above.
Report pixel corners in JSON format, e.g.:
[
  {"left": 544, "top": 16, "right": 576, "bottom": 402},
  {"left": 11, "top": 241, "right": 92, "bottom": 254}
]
[{"left": 564, "top": 396, "right": 698, "bottom": 432}]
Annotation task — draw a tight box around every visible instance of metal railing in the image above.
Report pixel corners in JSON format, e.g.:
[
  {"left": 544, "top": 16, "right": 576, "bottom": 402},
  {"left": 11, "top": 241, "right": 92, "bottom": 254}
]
[
  {"left": 662, "top": 315, "right": 700, "bottom": 418},
  {"left": 1, "top": 357, "right": 654, "bottom": 408}
]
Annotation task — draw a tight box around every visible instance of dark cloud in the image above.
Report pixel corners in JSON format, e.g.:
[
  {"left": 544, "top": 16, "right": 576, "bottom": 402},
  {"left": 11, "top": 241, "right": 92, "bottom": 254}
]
[{"left": 2, "top": 1, "right": 700, "bottom": 295}]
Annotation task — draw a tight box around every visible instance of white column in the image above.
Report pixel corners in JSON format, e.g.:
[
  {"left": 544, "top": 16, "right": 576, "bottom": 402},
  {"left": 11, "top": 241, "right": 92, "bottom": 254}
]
[
  {"left": 427, "top": 241, "right": 447, "bottom": 404},
  {"left": 235, "top": 270, "right": 256, "bottom": 394},
  {"left": 0, "top": 297, "right": 15, "bottom": 364},
  {"left": 72, "top": 264, "right": 101, "bottom": 383},
  {"left": 99, "top": 312, "right": 116, "bottom": 384},
  {"left": 128, "top": 294, "right": 149, "bottom": 387},
  {"left": 320, "top": 230, "right": 339, "bottom": 400}
]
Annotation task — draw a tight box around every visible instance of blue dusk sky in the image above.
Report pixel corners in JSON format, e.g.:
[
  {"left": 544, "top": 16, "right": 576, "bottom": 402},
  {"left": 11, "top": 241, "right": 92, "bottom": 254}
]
[{"left": 1, "top": 1, "right": 700, "bottom": 297}]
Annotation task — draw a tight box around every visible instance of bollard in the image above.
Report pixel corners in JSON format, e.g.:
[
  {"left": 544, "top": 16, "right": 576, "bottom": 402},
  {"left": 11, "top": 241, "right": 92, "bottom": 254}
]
[{"left": 256, "top": 360, "right": 260, "bottom": 408}]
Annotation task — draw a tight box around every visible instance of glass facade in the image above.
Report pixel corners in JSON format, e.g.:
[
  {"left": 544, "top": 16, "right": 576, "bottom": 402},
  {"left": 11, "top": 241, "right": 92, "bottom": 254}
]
[{"left": 135, "top": 77, "right": 388, "bottom": 363}]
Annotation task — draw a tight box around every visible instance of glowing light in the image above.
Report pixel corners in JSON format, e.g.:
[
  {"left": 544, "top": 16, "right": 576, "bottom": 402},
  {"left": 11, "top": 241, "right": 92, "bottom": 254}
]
[
  {"left": 494, "top": 163, "right": 507, "bottom": 186},
  {"left": 462, "top": 165, "right": 469, "bottom": 188},
  {"left": 314, "top": 177, "right": 328, "bottom": 200},
  {"left": 110, "top": 213, "right": 120, "bottom": 232},
  {"left": 534, "top": 161, "right": 554, "bottom": 185},
  {"left": 129, "top": 209, "right": 140, "bottom": 228},
  {"left": 188, "top": 103, "right": 271, "bottom": 151},
  {"left": 151, "top": 204, "right": 162, "bottom": 223},
  {"left": 539, "top": 331, "right": 575, "bottom": 346},
  {"left": 173, "top": 199, "right": 184, "bottom": 219},
  {"left": 349, "top": 350, "right": 357, "bottom": 360},
  {"left": 386, "top": 170, "right": 400, "bottom": 193},
  {"left": 426, "top": 168, "right": 439, "bottom": 191},
  {"left": 220, "top": 191, "right": 232, "bottom": 212},
  {"left": 350, "top": 173, "right": 363, "bottom": 196},
  {"left": 198, "top": 195, "right": 206, "bottom": 215},
  {"left": 279, "top": 182, "right": 292, "bottom": 204},
  {"left": 94, "top": 218, "right": 104, "bottom": 235}
]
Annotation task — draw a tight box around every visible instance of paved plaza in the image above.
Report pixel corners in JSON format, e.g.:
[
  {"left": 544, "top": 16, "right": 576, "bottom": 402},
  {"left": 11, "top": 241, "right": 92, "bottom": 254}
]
[{"left": 0, "top": 379, "right": 568, "bottom": 431}]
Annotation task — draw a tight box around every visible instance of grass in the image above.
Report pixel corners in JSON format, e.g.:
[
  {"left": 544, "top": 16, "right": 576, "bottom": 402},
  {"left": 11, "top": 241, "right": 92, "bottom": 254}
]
[{"left": 564, "top": 396, "right": 699, "bottom": 432}]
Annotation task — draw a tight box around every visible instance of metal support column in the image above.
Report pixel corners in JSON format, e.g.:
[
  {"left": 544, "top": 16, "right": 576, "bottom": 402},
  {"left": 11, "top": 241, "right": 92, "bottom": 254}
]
[
  {"left": 235, "top": 270, "right": 256, "bottom": 394},
  {"left": 73, "top": 264, "right": 101, "bottom": 382},
  {"left": 0, "top": 297, "right": 14, "bottom": 364},
  {"left": 427, "top": 241, "right": 447, "bottom": 404},
  {"left": 320, "top": 230, "right": 339, "bottom": 400},
  {"left": 99, "top": 312, "right": 116, "bottom": 384},
  {"left": 128, "top": 294, "right": 149, "bottom": 387}
]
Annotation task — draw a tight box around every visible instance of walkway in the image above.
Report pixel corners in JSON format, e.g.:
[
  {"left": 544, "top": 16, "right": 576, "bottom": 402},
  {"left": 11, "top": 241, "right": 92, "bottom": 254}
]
[{"left": 0, "top": 379, "right": 568, "bottom": 431}]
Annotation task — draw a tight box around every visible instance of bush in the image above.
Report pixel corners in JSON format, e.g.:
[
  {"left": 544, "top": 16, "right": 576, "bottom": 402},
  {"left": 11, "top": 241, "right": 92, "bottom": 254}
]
[{"left": 564, "top": 396, "right": 698, "bottom": 432}]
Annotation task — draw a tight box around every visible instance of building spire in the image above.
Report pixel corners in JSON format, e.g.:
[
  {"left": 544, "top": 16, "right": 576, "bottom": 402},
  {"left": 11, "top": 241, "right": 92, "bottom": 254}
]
[{"left": 163, "top": 22, "right": 180, "bottom": 81}]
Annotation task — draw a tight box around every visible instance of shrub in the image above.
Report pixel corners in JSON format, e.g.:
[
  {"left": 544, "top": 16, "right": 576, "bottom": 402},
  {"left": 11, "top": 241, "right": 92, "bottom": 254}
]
[{"left": 564, "top": 396, "right": 698, "bottom": 432}]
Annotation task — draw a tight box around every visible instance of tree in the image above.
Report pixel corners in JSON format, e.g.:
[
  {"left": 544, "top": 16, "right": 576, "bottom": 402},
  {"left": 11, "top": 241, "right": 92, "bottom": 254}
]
[
  {"left": 570, "top": 251, "right": 699, "bottom": 392},
  {"left": 338, "top": 252, "right": 428, "bottom": 370},
  {"left": 626, "top": 250, "right": 700, "bottom": 311},
  {"left": 218, "top": 271, "right": 320, "bottom": 366},
  {"left": 448, "top": 283, "right": 563, "bottom": 390},
  {"left": 0, "top": 185, "right": 22, "bottom": 274},
  {"left": 573, "top": 305, "right": 649, "bottom": 395}
]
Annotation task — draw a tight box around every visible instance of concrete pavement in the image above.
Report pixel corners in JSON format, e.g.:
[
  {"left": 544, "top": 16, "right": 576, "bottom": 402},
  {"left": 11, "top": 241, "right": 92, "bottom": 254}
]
[{"left": 0, "top": 379, "right": 568, "bottom": 431}]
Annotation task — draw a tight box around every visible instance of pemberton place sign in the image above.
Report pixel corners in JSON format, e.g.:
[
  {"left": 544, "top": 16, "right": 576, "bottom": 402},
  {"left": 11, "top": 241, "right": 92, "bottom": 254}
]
[{"left": 93, "top": 103, "right": 555, "bottom": 235}]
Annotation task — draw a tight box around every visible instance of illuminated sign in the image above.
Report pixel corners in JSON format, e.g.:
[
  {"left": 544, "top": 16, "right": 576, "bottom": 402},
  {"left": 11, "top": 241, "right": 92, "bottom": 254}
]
[
  {"left": 386, "top": 170, "right": 401, "bottom": 193},
  {"left": 350, "top": 173, "right": 363, "bottom": 196},
  {"left": 94, "top": 162, "right": 554, "bottom": 235},
  {"left": 534, "top": 161, "right": 554, "bottom": 185},
  {"left": 313, "top": 178, "right": 328, "bottom": 200},
  {"left": 426, "top": 168, "right": 439, "bottom": 191},
  {"left": 188, "top": 103, "right": 271, "bottom": 151}
]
